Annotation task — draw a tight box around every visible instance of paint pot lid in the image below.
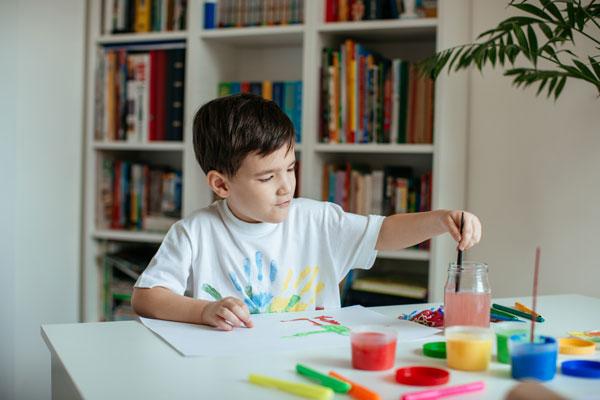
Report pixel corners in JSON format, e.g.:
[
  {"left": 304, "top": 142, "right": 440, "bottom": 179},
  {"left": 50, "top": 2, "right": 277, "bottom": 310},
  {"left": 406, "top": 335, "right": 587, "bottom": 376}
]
[
  {"left": 561, "top": 360, "right": 600, "bottom": 379},
  {"left": 423, "top": 342, "right": 447, "bottom": 359},
  {"left": 559, "top": 337, "right": 596, "bottom": 355},
  {"left": 395, "top": 366, "right": 450, "bottom": 386}
]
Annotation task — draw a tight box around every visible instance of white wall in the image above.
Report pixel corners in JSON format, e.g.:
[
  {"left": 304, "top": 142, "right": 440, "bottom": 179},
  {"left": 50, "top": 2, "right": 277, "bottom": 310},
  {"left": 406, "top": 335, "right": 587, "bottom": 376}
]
[
  {"left": 0, "top": 1, "right": 85, "bottom": 399},
  {"left": 467, "top": 1, "right": 600, "bottom": 298}
]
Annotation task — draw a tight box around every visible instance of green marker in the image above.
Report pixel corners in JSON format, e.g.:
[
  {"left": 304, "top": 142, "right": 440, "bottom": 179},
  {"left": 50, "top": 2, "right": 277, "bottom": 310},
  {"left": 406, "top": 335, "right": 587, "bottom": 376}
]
[
  {"left": 296, "top": 364, "right": 351, "bottom": 393},
  {"left": 492, "top": 303, "right": 545, "bottom": 322}
]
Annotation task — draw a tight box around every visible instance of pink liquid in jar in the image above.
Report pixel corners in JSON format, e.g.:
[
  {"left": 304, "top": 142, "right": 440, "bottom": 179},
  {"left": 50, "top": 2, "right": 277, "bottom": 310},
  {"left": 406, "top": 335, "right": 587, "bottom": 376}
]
[{"left": 444, "top": 291, "right": 491, "bottom": 328}]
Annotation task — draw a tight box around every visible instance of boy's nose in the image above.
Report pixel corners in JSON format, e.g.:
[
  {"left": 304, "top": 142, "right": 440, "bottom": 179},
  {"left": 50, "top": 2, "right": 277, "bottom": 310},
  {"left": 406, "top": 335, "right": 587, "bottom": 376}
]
[{"left": 277, "top": 174, "right": 293, "bottom": 196}]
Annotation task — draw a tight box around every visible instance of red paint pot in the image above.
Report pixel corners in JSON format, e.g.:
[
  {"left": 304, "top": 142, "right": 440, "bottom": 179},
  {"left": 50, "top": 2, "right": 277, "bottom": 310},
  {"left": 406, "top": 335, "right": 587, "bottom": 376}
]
[{"left": 350, "top": 326, "right": 398, "bottom": 371}]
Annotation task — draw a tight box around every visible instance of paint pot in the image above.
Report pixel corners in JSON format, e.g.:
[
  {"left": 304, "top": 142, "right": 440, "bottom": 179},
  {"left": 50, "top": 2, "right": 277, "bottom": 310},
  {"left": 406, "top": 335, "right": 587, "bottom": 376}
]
[
  {"left": 445, "top": 326, "right": 494, "bottom": 371},
  {"left": 350, "top": 325, "right": 397, "bottom": 371},
  {"left": 494, "top": 323, "right": 529, "bottom": 364},
  {"left": 509, "top": 335, "right": 557, "bottom": 381}
]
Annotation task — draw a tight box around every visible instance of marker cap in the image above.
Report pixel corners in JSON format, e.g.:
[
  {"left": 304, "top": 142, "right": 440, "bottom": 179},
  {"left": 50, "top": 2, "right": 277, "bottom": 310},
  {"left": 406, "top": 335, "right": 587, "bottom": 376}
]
[{"left": 395, "top": 366, "right": 450, "bottom": 386}]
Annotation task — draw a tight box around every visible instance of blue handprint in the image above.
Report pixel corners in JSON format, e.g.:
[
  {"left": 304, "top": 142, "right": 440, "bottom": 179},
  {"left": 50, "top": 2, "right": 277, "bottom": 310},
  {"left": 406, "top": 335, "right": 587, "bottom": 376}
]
[{"left": 228, "top": 251, "right": 278, "bottom": 314}]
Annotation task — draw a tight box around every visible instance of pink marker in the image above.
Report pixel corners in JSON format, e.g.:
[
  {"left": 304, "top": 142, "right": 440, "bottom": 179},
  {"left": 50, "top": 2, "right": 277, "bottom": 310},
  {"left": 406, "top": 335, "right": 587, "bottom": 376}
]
[{"left": 400, "top": 381, "right": 485, "bottom": 400}]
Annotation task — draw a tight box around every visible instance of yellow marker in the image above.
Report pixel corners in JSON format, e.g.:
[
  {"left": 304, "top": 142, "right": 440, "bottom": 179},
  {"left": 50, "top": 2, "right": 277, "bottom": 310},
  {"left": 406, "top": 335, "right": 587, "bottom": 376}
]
[{"left": 248, "top": 374, "right": 334, "bottom": 400}]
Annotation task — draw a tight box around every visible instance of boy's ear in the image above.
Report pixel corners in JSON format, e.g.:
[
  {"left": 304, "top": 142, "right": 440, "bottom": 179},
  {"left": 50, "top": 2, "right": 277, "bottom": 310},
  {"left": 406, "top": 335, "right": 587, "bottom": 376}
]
[{"left": 206, "top": 170, "right": 231, "bottom": 198}]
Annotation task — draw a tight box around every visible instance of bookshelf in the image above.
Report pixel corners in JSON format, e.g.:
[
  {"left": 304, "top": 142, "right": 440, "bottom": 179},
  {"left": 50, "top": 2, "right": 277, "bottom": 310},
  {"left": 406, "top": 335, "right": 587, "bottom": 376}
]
[{"left": 82, "top": 0, "right": 470, "bottom": 321}]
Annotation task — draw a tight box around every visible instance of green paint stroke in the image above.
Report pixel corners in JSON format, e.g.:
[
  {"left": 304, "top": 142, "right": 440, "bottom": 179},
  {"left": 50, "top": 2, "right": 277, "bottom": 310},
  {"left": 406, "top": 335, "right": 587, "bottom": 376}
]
[
  {"left": 202, "top": 284, "right": 223, "bottom": 300},
  {"left": 283, "top": 324, "right": 350, "bottom": 339},
  {"left": 284, "top": 295, "right": 301, "bottom": 312}
]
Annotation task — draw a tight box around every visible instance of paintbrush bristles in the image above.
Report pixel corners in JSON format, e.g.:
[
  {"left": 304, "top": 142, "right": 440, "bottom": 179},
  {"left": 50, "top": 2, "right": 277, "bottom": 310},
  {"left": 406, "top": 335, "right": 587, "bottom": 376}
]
[{"left": 530, "top": 246, "right": 541, "bottom": 342}]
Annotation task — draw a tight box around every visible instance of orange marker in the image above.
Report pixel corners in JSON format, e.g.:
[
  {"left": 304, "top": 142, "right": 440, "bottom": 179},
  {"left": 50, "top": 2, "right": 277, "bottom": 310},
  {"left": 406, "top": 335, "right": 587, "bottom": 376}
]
[
  {"left": 328, "top": 371, "right": 381, "bottom": 400},
  {"left": 514, "top": 302, "right": 544, "bottom": 319}
]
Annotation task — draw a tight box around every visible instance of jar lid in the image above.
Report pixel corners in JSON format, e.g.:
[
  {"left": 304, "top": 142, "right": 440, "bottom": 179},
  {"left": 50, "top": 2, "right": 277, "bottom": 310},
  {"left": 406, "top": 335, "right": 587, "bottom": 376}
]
[
  {"left": 423, "top": 342, "right": 447, "bottom": 359},
  {"left": 395, "top": 366, "right": 450, "bottom": 386},
  {"left": 561, "top": 360, "right": 600, "bottom": 379},
  {"left": 559, "top": 338, "right": 596, "bottom": 355}
]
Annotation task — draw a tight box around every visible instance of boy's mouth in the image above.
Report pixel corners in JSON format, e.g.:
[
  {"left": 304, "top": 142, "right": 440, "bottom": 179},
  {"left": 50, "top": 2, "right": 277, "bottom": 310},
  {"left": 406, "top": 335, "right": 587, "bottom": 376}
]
[{"left": 275, "top": 200, "right": 291, "bottom": 208}]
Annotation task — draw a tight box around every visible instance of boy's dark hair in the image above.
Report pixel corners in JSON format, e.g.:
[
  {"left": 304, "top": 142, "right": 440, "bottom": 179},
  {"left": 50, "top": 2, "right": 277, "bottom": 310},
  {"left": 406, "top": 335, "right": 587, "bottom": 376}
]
[{"left": 193, "top": 93, "right": 295, "bottom": 177}]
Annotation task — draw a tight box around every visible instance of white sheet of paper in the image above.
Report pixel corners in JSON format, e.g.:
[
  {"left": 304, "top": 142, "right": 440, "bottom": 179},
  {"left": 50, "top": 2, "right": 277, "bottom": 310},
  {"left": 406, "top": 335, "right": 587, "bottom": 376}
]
[{"left": 140, "top": 305, "right": 440, "bottom": 357}]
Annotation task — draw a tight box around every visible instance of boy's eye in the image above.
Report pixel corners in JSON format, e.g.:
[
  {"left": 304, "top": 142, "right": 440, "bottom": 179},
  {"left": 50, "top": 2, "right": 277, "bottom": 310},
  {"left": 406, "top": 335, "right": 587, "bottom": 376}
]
[
  {"left": 287, "top": 167, "right": 295, "bottom": 172},
  {"left": 259, "top": 176, "right": 273, "bottom": 182}
]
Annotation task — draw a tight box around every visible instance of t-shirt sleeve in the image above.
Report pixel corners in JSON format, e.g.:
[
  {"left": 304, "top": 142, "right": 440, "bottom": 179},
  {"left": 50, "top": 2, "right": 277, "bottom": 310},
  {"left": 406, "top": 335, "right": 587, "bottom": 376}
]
[
  {"left": 323, "top": 202, "right": 385, "bottom": 282},
  {"left": 134, "top": 221, "right": 193, "bottom": 295}
]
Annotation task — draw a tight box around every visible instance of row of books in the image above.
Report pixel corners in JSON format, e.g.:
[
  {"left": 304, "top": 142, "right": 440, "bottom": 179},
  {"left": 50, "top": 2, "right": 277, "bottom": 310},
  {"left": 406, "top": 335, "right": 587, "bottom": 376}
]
[
  {"left": 320, "top": 40, "right": 435, "bottom": 144},
  {"left": 218, "top": 80, "right": 303, "bottom": 143},
  {"left": 95, "top": 45, "right": 185, "bottom": 142},
  {"left": 97, "top": 159, "right": 182, "bottom": 232},
  {"left": 325, "top": 0, "right": 437, "bottom": 22},
  {"left": 322, "top": 163, "right": 432, "bottom": 217},
  {"left": 102, "top": 0, "right": 187, "bottom": 34},
  {"left": 204, "top": 0, "right": 305, "bottom": 29}
]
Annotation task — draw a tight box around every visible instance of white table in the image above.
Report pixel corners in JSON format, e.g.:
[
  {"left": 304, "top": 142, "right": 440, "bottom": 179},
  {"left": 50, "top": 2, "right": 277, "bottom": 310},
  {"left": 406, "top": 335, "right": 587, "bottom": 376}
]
[{"left": 41, "top": 295, "right": 600, "bottom": 399}]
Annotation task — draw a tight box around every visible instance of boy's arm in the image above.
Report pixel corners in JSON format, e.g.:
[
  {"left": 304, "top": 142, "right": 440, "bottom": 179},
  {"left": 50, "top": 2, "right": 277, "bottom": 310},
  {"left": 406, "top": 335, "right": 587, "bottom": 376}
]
[
  {"left": 375, "top": 210, "right": 481, "bottom": 251},
  {"left": 131, "top": 287, "right": 253, "bottom": 330}
]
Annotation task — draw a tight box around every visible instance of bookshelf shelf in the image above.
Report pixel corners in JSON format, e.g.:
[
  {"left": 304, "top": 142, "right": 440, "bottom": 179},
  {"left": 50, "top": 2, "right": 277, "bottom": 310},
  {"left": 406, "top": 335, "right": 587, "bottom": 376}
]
[
  {"left": 93, "top": 229, "right": 165, "bottom": 243},
  {"left": 314, "top": 143, "right": 434, "bottom": 154},
  {"left": 377, "top": 249, "right": 430, "bottom": 261},
  {"left": 317, "top": 18, "right": 437, "bottom": 39},
  {"left": 200, "top": 25, "right": 304, "bottom": 46},
  {"left": 97, "top": 31, "right": 187, "bottom": 45},
  {"left": 93, "top": 141, "right": 185, "bottom": 151}
]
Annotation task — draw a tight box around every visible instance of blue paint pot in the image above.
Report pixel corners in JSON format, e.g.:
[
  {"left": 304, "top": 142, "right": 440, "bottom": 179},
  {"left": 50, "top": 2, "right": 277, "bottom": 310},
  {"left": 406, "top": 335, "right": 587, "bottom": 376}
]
[{"left": 509, "top": 335, "right": 557, "bottom": 381}]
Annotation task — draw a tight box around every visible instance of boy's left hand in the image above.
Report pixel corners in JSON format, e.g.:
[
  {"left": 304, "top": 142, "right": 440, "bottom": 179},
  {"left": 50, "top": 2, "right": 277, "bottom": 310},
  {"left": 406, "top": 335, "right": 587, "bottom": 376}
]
[{"left": 441, "top": 210, "right": 482, "bottom": 251}]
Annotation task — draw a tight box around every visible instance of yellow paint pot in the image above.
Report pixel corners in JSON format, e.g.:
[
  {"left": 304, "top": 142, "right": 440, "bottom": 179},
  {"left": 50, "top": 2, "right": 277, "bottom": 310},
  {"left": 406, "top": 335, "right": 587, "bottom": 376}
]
[
  {"left": 445, "top": 326, "right": 494, "bottom": 371},
  {"left": 559, "top": 337, "right": 596, "bottom": 355}
]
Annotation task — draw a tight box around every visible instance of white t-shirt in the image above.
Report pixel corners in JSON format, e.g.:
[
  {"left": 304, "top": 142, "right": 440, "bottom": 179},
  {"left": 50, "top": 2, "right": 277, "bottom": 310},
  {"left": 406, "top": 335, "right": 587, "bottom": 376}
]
[{"left": 135, "top": 198, "right": 385, "bottom": 313}]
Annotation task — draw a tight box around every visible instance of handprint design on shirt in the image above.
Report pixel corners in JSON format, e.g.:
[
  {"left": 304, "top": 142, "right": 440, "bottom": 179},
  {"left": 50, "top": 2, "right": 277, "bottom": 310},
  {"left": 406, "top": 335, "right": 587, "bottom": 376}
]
[{"left": 200, "top": 251, "right": 325, "bottom": 314}]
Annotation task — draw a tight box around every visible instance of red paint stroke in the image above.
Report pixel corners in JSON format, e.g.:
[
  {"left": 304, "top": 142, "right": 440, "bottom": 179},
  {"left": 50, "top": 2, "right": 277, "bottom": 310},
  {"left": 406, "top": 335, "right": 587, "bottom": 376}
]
[
  {"left": 314, "top": 316, "right": 340, "bottom": 325},
  {"left": 280, "top": 315, "right": 341, "bottom": 326},
  {"left": 281, "top": 318, "right": 323, "bottom": 326}
]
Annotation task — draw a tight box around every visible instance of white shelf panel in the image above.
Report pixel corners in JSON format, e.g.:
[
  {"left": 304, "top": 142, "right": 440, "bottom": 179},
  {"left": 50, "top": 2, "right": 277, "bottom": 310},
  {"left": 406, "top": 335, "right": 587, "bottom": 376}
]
[
  {"left": 200, "top": 25, "right": 304, "bottom": 46},
  {"left": 93, "top": 141, "right": 185, "bottom": 151},
  {"left": 97, "top": 31, "right": 188, "bottom": 44},
  {"left": 377, "top": 249, "right": 430, "bottom": 261},
  {"left": 93, "top": 229, "right": 165, "bottom": 243},
  {"left": 317, "top": 18, "right": 437, "bottom": 39},
  {"left": 314, "top": 143, "right": 434, "bottom": 154}
]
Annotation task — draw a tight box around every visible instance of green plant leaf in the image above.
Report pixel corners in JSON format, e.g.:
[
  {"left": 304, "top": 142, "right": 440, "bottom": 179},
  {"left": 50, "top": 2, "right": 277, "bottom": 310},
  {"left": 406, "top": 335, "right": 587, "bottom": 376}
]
[
  {"left": 513, "top": 23, "right": 531, "bottom": 58},
  {"left": 541, "top": 0, "right": 566, "bottom": 24},
  {"left": 573, "top": 59, "right": 597, "bottom": 81},
  {"left": 590, "top": 56, "right": 600, "bottom": 80},
  {"left": 527, "top": 25, "right": 538, "bottom": 65},
  {"left": 536, "top": 78, "right": 549, "bottom": 96},
  {"left": 511, "top": 3, "right": 554, "bottom": 21},
  {"left": 554, "top": 76, "right": 567, "bottom": 99},
  {"left": 538, "top": 22, "right": 554, "bottom": 40}
]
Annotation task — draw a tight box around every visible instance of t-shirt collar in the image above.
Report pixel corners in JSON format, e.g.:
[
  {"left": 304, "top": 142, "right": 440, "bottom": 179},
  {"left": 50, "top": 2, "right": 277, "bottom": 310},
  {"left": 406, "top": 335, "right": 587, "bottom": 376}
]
[{"left": 219, "top": 199, "right": 280, "bottom": 236}]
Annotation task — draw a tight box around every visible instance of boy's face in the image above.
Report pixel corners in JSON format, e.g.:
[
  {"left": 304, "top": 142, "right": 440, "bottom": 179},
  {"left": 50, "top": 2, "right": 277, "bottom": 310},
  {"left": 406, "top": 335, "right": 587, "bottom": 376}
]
[{"left": 225, "top": 145, "right": 296, "bottom": 224}]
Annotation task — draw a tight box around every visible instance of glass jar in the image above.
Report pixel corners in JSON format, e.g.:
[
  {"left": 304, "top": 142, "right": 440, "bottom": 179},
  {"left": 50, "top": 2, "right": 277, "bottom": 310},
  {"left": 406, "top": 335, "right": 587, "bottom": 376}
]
[{"left": 444, "top": 262, "right": 491, "bottom": 328}]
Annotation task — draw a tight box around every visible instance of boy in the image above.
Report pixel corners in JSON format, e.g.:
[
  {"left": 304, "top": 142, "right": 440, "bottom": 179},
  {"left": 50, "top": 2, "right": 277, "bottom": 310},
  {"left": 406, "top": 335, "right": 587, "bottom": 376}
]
[{"left": 132, "top": 93, "right": 481, "bottom": 331}]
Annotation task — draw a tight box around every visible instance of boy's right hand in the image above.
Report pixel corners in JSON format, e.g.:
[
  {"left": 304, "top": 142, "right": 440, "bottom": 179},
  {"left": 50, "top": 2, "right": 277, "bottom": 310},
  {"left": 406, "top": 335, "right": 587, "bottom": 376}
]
[{"left": 200, "top": 297, "right": 254, "bottom": 331}]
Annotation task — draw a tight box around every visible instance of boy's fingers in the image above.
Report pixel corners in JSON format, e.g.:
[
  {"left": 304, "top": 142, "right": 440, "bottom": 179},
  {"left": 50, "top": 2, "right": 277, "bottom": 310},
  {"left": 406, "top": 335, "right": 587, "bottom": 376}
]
[
  {"left": 446, "top": 214, "right": 461, "bottom": 242},
  {"left": 217, "top": 307, "right": 243, "bottom": 328},
  {"left": 213, "top": 318, "right": 233, "bottom": 331},
  {"left": 233, "top": 305, "right": 253, "bottom": 328}
]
